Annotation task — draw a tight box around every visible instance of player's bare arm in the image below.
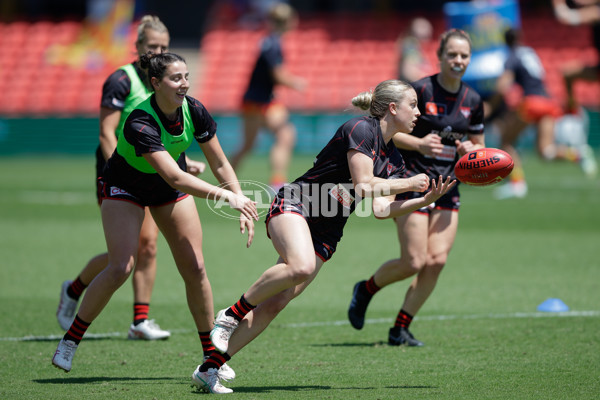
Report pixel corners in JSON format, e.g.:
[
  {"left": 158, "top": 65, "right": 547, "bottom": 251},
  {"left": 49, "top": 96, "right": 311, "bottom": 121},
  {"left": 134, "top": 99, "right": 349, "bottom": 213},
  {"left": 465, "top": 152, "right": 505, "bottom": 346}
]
[
  {"left": 348, "top": 149, "right": 429, "bottom": 198},
  {"left": 372, "top": 175, "right": 456, "bottom": 219}
]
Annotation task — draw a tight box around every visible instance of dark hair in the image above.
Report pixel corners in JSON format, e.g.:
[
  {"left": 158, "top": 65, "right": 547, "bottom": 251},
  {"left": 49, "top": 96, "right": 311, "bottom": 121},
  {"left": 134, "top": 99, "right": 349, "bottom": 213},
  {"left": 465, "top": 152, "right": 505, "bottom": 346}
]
[
  {"left": 437, "top": 28, "right": 472, "bottom": 58},
  {"left": 139, "top": 52, "right": 186, "bottom": 89},
  {"left": 504, "top": 27, "right": 520, "bottom": 48}
]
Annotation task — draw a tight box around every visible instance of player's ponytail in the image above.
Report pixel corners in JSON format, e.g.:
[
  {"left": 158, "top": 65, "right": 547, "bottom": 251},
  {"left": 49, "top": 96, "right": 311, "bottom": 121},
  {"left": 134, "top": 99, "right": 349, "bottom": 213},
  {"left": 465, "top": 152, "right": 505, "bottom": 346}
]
[
  {"left": 352, "top": 80, "right": 413, "bottom": 119},
  {"left": 351, "top": 90, "right": 374, "bottom": 112},
  {"left": 140, "top": 52, "right": 186, "bottom": 91}
]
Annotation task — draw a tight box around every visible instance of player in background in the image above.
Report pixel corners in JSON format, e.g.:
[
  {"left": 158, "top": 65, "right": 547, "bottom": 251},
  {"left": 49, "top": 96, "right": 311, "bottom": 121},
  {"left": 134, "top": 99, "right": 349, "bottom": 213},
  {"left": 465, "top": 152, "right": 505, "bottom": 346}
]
[
  {"left": 397, "top": 17, "right": 435, "bottom": 83},
  {"left": 230, "top": 2, "right": 306, "bottom": 190},
  {"left": 55, "top": 16, "right": 206, "bottom": 340},
  {"left": 348, "top": 29, "right": 485, "bottom": 347},
  {"left": 553, "top": 0, "right": 600, "bottom": 112},
  {"left": 491, "top": 27, "right": 597, "bottom": 199},
  {"left": 52, "top": 52, "right": 258, "bottom": 380},
  {"left": 552, "top": 0, "right": 599, "bottom": 176},
  {"left": 192, "top": 80, "right": 456, "bottom": 394}
]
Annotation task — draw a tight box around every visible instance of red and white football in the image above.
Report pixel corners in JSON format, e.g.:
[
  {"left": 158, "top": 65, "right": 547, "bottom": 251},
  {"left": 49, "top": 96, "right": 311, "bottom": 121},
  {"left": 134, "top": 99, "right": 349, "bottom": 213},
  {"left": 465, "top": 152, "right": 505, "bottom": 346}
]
[{"left": 454, "top": 148, "right": 514, "bottom": 186}]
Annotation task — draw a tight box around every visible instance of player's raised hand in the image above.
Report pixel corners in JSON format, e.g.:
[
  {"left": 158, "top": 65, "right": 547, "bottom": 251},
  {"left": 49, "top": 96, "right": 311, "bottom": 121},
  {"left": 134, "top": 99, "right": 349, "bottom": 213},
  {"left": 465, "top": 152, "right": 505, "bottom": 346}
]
[{"left": 424, "top": 175, "right": 456, "bottom": 203}]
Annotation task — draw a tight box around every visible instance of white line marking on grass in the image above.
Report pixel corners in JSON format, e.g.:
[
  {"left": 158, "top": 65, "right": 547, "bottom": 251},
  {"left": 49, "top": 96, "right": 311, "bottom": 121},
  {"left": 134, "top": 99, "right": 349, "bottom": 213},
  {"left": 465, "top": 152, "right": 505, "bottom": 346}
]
[
  {"left": 2, "top": 311, "right": 598, "bottom": 342},
  {"left": 281, "top": 310, "right": 600, "bottom": 328},
  {"left": 1, "top": 332, "right": 123, "bottom": 342},
  {"left": 0, "top": 328, "right": 192, "bottom": 342}
]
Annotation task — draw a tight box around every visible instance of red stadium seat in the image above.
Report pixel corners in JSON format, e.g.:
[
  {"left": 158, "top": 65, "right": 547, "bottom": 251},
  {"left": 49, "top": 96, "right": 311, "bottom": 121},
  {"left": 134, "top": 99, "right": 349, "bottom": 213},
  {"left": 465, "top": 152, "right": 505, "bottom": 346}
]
[{"left": 1, "top": 13, "right": 599, "bottom": 115}]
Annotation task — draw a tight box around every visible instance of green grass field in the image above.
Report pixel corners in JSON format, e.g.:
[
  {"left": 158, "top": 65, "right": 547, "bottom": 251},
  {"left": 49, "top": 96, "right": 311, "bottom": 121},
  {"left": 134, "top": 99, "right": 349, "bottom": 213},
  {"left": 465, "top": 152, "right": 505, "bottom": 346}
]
[{"left": 1, "top": 153, "right": 599, "bottom": 399}]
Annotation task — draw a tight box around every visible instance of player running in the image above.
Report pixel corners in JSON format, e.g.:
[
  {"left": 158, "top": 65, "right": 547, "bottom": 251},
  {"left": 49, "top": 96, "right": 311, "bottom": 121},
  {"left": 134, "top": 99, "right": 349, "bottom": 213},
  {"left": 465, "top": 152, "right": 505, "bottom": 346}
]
[
  {"left": 52, "top": 53, "right": 257, "bottom": 383},
  {"left": 192, "top": 79, "right": 456, "bottom": 394},
  {"left": 56, "top": 16, "right": 205, "bottom": 340},
  {"left": 491, "top": 27, "right": 595, "bottom": 199}
]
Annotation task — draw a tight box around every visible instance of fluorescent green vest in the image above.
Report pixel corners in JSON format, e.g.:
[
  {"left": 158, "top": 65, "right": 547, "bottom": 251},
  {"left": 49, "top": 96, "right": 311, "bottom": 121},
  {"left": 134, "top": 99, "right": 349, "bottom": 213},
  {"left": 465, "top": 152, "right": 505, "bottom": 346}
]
[
  {"left": 116, "top": 63, "right": 152, "bottom": 139},
  {"left": 116, "top": 96, "right": 195, "bottom": 173}
]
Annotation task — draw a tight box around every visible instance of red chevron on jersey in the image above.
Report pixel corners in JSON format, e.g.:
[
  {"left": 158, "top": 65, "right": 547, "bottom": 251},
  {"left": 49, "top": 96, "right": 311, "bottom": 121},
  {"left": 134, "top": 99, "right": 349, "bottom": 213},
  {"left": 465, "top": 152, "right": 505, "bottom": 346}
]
[{"left": 460, "top": 106, "right": 471, "bottom": 119}]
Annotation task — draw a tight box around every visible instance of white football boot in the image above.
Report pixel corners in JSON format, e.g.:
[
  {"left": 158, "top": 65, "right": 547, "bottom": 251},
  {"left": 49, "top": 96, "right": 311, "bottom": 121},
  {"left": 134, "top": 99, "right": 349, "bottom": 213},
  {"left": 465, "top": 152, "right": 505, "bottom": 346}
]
[
  {"left": 192, "top": 366, "right": 233, "bottom": 394},
  {"left": 127, "top": 319, "right": 171, "bottom": 340},
  {"left": 210, "top": 309, "right": 239, "bottom": 353},
  {"left": 52, "top": 339, "right": 78, "bottom": 372},
  {"left": 579, "top": 144, "right": 598, "bottom": 178},
  {"left": 493, "top": 181, "right": 528, "bottom": 200},
  {"left": 203, "top": 356, "right": 236, "bottom": 381},
  {"left": 56, "top": 280, "right": 78, "bottom": 331}
]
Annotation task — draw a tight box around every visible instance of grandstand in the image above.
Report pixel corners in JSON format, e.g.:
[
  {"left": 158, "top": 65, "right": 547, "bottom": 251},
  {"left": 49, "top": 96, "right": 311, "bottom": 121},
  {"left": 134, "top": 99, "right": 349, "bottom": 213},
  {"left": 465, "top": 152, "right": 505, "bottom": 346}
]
[
  {"left": 0, "top": 6, "right": 597, "bottom": 117},
  {"left": 196, "top": 7, "right": 598, "bottom": 113}
]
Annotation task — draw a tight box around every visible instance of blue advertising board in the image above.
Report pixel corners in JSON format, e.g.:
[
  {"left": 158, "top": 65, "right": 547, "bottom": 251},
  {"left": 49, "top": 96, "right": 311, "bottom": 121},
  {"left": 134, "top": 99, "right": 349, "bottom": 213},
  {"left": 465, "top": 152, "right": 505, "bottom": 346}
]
[{"left": 443, "top": 0, "right": 521, "bottom": 98}]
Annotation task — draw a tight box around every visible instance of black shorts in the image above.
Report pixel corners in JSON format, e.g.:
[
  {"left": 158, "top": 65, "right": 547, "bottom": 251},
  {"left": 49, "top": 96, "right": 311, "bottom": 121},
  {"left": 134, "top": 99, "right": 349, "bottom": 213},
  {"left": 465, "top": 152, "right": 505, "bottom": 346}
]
[
  {"left": 265, "top": 192, "right": 343, "bottom": 262},
  {"left": 395, "top": 184, "right": 461, "bottom": 215},
  {"left": 95, "top": 146, "right": 107, "bottom": 205},
  {"left": 97, "top": 179, "right": 189, "bottom": 208}
]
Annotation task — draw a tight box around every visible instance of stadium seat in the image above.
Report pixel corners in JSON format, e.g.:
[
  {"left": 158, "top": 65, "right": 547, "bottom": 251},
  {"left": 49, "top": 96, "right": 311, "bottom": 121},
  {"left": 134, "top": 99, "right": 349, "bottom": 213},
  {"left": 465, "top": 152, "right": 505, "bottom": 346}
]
[{"left": 1, "top": 11, "right": 599, "bottom": 116}]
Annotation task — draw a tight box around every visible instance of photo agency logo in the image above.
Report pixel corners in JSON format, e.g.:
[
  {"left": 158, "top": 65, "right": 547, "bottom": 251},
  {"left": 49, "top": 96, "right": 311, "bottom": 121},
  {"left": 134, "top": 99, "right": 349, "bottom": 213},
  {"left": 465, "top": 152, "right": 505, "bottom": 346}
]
[
  {"left": 207, "top": 180, "right": 275, "bottom": 220},
  {"left": 207, "top": 181, "right": 395, "bottom": 219}
]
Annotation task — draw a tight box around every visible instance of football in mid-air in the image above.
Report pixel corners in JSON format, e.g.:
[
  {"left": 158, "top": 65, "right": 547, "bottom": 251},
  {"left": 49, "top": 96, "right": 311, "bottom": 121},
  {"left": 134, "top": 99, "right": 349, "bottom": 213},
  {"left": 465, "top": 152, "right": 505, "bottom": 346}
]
[{"left": 454, "top": 148, "right": 514, "bottom": 186}]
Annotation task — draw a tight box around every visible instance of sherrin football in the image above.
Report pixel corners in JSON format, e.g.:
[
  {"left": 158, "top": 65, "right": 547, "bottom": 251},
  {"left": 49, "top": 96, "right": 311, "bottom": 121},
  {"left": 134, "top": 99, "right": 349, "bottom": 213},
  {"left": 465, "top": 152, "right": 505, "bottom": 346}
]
[{"left": 454, "top": 148, "right": 514, "bottom": 186}]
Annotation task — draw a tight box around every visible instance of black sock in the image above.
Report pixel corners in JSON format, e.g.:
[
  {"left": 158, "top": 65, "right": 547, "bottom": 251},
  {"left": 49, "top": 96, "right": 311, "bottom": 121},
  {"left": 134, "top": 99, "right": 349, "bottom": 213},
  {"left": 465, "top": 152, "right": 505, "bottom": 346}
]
[
  {"left": 64, "top": 314, "right": 90, "bottom": 345},
  {"left": 199, "top": 352, "right": 231, "bottom": 372},
  {"left": 225, "top": 294, "right": 256, "bottom": 322},
  {"left": 198, "top": 331, "right": 215, "bottom": 358},
  {"left": 133, "top": 303, "right": 149, "bottom": 326},
  {"left": 67, "top": 277, "right": 87, "bottom": 300},
  {"left": 394, "top": 309, "right": 414, "bottom": 329}
]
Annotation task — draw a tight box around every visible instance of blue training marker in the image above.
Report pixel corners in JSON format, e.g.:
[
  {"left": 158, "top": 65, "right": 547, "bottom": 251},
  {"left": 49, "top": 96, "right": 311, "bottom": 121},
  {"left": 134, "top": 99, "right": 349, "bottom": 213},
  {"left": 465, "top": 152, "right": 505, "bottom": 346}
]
[{"left": 537, "top": 298, "right": 569, "bottom": 312}]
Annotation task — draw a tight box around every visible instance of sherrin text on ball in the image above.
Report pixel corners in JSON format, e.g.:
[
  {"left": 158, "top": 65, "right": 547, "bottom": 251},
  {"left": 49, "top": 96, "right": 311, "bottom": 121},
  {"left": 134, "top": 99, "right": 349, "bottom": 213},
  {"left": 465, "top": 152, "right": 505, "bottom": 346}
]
[{"left": 454, "top": 148, "right": 514, "bottom": 186}]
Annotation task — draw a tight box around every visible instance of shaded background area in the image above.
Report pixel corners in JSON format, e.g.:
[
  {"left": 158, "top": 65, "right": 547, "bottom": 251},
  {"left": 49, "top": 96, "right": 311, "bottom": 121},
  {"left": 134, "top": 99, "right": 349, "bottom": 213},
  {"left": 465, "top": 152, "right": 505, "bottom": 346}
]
[
  {"left": 0, "top": 0, "right": 557, "bottom": 45},
  {"left": 0, "top": 0, "right": 597, "bottom": 155}
]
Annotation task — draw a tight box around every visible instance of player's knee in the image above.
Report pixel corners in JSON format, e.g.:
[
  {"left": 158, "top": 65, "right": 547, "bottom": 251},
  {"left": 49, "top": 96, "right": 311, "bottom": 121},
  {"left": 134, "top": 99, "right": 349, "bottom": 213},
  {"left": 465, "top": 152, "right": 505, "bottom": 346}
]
[
  {"left": 180, "top": 260, "right": 208, "bottom": 283},
  {"left": 427, "top": 254, "right": 448, "bottom": 274},
  {"left": 288, "top": 260, "right": 315, "bottom": 285},
  {"left": 266, "top": 108, "right": 289, "bottom": 128},
  {"left": 403, "top": 255, "right": 427, "bottom": 275},
  {"left": 540, "top": 144, "right": 557, "bottom": 160},
  {"left": 137, "top": 237, "right": 157, "bottom": 261},
  {"left": 106, "top": 259, "right": 136, "bottom": 285},
  {"left": 277, "top": 124, "right": 296, "bottom": 145}
]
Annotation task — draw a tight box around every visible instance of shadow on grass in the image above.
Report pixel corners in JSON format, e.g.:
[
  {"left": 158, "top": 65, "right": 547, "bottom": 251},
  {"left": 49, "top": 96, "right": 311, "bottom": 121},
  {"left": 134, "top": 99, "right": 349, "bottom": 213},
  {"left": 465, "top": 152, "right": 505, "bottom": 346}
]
[
  {"left": 310, "top": 341, "right": 390, "bottom": 347},
  {"left": 34, "top": 377, "right": 178, "bottom": 384},
  {"left": 202, "top": 384, "right": 437, "bottom": 394},
  {"left": 386, "top": 385, "right": 438, "bottom": 389},
  {"left": 192, "top": 385, "right": 332, "bottom": 394}
]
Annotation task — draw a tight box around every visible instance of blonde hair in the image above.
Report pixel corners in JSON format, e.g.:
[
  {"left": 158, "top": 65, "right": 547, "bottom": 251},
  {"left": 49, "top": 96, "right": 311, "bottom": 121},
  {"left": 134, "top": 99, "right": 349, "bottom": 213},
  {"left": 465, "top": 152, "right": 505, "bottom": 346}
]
[
  {"left": 352, "top": 80, "right": 413, "bottom": 118},
  {"left": 268, "top": 3, "right": 296, "bottom": 30},
  {"left": 135, "top": 15, "right": 169, "bottom": 48}
]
